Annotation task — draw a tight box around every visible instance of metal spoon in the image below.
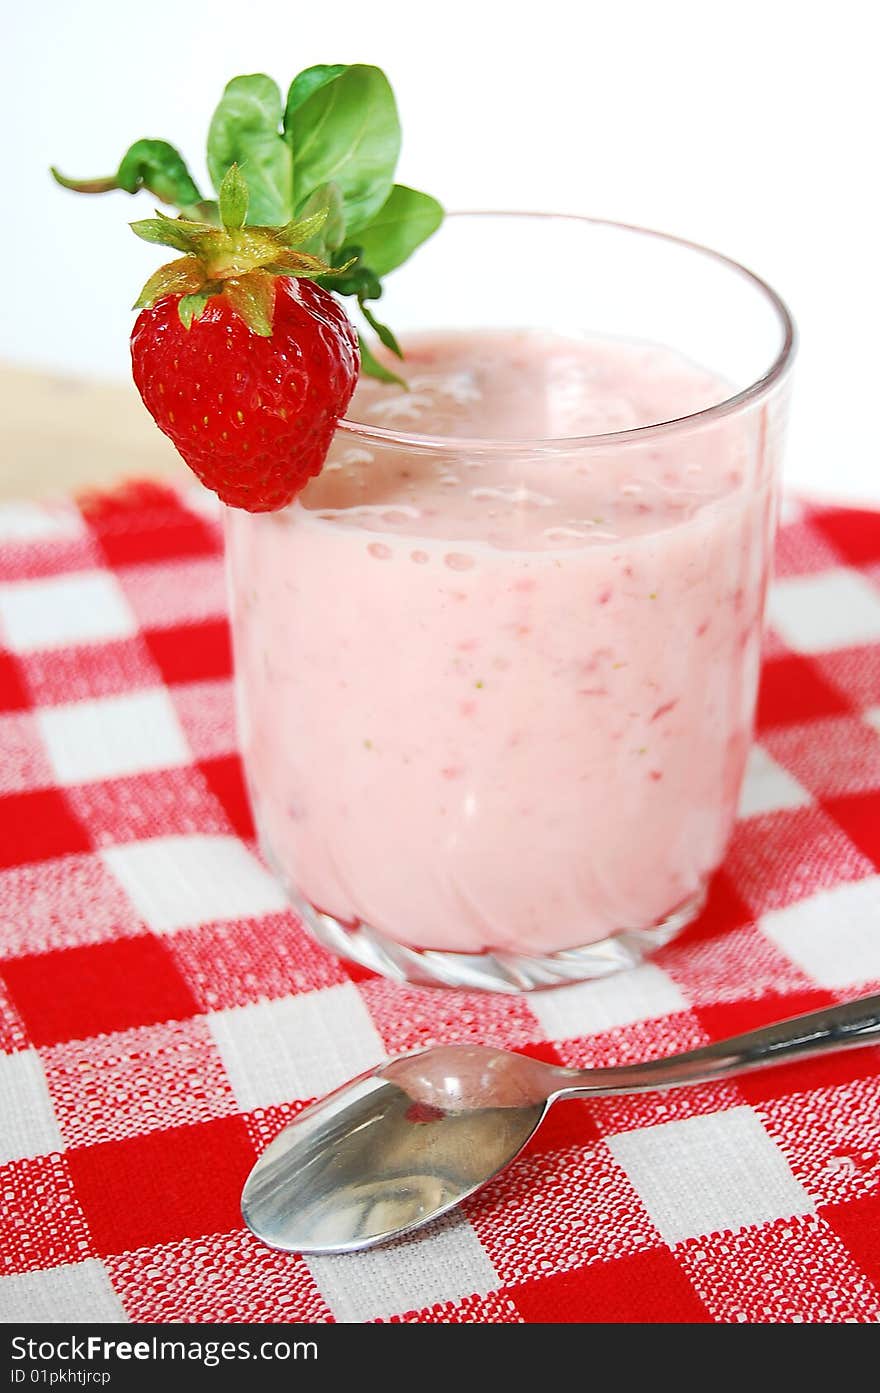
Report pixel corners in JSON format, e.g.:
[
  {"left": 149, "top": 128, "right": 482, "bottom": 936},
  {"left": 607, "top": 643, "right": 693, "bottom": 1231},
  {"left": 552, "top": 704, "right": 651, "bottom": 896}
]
[{"left": 241, "top": 992, "right": 880, "bottom": 1255}]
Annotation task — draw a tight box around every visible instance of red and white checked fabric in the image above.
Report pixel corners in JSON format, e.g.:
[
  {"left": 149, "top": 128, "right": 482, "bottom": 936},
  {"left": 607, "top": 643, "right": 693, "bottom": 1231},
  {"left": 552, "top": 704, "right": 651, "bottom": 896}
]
[{"left": 1, "top": 481, "right": 879, "bottom": 1325}]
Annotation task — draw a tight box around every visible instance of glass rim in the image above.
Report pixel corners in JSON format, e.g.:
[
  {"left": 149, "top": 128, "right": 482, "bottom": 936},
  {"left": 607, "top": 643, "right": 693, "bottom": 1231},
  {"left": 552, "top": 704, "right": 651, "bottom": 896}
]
[{"left": 337, "top": 209, "right": 797, "bottom": 453}]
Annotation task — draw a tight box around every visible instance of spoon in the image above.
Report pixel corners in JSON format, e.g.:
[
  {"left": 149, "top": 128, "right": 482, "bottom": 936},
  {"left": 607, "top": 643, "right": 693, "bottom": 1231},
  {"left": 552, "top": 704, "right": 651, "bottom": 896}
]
[{"left": 241, "top": 992, "right": 880, "bottom": 1255}]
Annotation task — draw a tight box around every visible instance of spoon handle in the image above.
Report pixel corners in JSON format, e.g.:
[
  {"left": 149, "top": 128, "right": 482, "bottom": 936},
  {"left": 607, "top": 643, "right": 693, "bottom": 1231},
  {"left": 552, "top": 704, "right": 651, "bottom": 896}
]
[{"left": 557, "top": 991, "right": 880, "bottom": 1100}]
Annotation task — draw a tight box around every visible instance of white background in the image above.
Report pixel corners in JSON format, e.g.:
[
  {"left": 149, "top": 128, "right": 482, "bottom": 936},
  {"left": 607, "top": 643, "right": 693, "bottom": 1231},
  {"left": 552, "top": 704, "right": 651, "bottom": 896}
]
[{"left": 2, "top": 0, "right": 878, "bottom": 501}]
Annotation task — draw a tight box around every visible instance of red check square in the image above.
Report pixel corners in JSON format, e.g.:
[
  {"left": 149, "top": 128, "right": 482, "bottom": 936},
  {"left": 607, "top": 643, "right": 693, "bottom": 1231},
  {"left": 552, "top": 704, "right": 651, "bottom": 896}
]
[
  {"left": 0, "top": 1153, "right": 96, "bottom": 1276},
  {"left": 0, "top": 650, "right": 30, "bottom": 713},
  {"left": 196, "top": 754, "right": 255, "bottom": 839},
  {"left": 823, "top": 791, "right": 880, "bottom": 869},
  {"left": 812, "top": 506, "right": 880, "bottom": 567},
  {"left": 822, "top": 1192, "right": 880, "bottom": 1292},
  {"left": 2, "top": 936, "right": 199, "bottom": 1047},
  {"left": 756, "top": 655, "right": 850, "bottom": 730},
  {"left": 512, "top": 1246, "right": 711, "bottom": 1323},
  {"left": 0, "top": 788, "right": 90, "bottom": 869},
  {"left": 83, "top": 483, "right": 220, "bottom": 568},
  {"left": 143, "top": 620, "right": 232, "bottom": 687},
  {"left": 67, "top": 1115, "right": 255, "bottom": 1254}
]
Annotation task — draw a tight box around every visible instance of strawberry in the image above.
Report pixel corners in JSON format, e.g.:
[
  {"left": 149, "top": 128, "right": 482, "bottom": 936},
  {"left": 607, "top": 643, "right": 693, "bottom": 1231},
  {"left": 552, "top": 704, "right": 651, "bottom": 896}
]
[
  {"left": 132, "top": 276, "right": 358, "bottom": 512},
  {"left": 128, "top": 167, "right": 358, "bottom": 512}
]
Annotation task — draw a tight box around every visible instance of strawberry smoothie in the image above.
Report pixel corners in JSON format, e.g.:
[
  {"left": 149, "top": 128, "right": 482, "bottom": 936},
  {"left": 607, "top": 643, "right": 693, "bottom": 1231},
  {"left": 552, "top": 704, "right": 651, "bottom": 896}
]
[{"left": 226, "top": 330, "right": 779, "bottom": 959}]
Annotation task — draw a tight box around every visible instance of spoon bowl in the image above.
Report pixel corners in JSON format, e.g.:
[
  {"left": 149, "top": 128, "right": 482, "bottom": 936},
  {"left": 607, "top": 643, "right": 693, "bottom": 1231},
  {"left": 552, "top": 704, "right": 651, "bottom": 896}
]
[{"left": 241, "top": 1046, "right": 550, "bottom": 1253}]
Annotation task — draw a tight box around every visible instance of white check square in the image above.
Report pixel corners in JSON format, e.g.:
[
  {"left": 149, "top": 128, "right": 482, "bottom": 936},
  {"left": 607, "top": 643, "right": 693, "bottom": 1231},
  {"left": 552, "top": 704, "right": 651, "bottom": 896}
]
[
  {"left": 0, "top": 571, "right": 136, "bottom": 653},
  {"left": 0, "top": 500, "right": 85, "bottom": 542},
  {"left": 738, "top": 743, "right": 812, "bottom": 819},
  {"left": 529, "top": 963, "right": 688, "bottom": 1041},
  {"left": 208, "top": 983, "right": 385, "bottom": 1110},
  {"left": 307, "top": 1213, "right": 499, "bottom": 1322},
  {"left": 37, "top": 689, "right": 190, "bottom": 786},
  {"left": 768, "top": 569, "right": 880, "bottom": 653},
  {"left": 760, "top": 876, "right": 880, "bottom": 987},
  {"left": 0, "top": 1259, "right": 127, "bottom": 1322},
  {"left": 0, "top": 1048, "right": 64, "bottom": 1163},
  {"left": 101, "top": 834, "right": 288, "bottom": 933},
  {"left": 608, "top": 1106, "right": 814, "bottom": 1244}
]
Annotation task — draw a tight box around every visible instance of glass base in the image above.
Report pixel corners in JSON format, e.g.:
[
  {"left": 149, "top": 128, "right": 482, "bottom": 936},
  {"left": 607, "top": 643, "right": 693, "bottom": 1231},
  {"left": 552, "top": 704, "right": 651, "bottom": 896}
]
[{"left": 288, "top": 889, "right": 704, "bottom": 994}]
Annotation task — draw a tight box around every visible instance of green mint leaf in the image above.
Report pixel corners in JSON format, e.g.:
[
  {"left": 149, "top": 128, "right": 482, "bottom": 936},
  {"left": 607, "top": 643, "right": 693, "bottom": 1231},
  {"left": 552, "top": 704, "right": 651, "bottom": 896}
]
[
  {"left": 294, "top": 182, "right": 346, "bottom": 254},
  {"left": 357, "top": 332, "right": 407, "bottom": 387},
  {"left": 218, "top": 164, "right": 249, "bottom": 230},
  {"left": 283, "top": 65, "right": 348, "bottom": 124},
  {"left": 52, "top": 139, "right": 206, "bottom": 217},
  {"left": 354, "top": 184, "right": 444, "bottom": 275},
  {"left": 207, "top": 74, "right": 293, "bottom": 226},
  {"left": 115, "top": 140, "right": 204, "bottom": 210},
  {"left": 360, "top": 301, "right": 403, "bottom": 359},
  {"left": 289, "top": 65, "right": 401, "bottom": 235}
]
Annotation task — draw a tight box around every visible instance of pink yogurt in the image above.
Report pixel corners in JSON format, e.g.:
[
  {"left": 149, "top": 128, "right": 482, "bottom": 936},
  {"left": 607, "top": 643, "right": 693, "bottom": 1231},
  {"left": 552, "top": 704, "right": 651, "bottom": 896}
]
[{"left": 226, "top": 330, "right": 777, "bottom": 955}]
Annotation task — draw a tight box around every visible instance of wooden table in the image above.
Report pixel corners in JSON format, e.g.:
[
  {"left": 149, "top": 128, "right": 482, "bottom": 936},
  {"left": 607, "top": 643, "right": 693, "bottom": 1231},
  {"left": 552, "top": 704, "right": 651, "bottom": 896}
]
[{"left": 0, "top": 361, "right": 187, "bottom": 500}]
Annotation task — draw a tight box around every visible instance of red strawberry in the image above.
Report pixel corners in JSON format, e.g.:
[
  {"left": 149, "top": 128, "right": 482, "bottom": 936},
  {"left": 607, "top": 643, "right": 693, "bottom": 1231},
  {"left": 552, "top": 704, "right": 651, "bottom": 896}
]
[
  {"left": 132, "top": 277, "right": 358, "bottom": 512},
  {"left": 125, "top": 165, "right": 360, "bottom": 512}
]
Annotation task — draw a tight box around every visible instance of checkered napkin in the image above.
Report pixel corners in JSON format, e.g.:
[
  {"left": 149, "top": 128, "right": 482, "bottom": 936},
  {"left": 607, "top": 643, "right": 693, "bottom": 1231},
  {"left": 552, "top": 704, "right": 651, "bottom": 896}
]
[{"left": 1, "top": 481, "right": 879, "bottom": 1325}]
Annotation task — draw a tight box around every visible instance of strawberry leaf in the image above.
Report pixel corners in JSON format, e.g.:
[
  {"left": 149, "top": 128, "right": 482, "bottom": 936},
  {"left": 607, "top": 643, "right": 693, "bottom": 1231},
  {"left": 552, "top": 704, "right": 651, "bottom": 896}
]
[
  {"left": 223, "top": 271, "right": 276, "bottom": 336},
  {"left": 178, "top": 287, "right": 216, "bottom": 329},
  {"left": 207, "top": 75, "right": 293, "bottom": 226},
  {"left": 288, "top": 65, "right": 401, "bottom": 235},
  {"left": 218, "top": 164, "right": 249, "bottom": 231},
  {"left": 130, "top": 217, "right": 199, "bottom": 253},
  {"left": 134, "top": 257, "right": 206, "bottom": 310}
]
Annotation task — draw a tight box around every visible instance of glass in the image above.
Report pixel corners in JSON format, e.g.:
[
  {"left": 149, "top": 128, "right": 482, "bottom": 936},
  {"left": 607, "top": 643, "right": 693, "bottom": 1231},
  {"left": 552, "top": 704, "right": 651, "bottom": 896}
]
[{"left": 225, "top": 213, "right": 796, "bottom": 992}]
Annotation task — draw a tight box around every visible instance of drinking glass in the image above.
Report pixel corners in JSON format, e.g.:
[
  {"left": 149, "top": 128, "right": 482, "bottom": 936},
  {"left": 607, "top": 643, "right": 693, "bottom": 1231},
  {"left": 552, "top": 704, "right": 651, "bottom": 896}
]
[{"left": 225, "top": 213, "right": 795, "bottom": 991}]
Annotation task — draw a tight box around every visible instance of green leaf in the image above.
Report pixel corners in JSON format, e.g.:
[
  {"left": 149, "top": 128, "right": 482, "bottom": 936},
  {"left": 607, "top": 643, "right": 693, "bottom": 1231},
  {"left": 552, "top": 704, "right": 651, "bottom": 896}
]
[
  {"left": 178, "top": 287, "right": 215, "bottom": 329},
  {"left": 294, "top": 182, "right": 346, "bottom": 254},
  {"left": 360, "top": 301, "right": 403, "bottom": 359},
  {"left": 134, "top": 257, "right": 206, "bottom": 310},
  {"left": 273, "top": 206, "right": 330, "bottom": 250},
  {"left": 116, "top": 140, "right": 204, "bottom": 209},
  {"left": 207, "top": 74, "right": 293, "bottom": 226},
  {"left": 218, "top": 164, "right": 249, "bottom": 230},
  {"left": 52, "top": 139, "right": 206, "bottom": 215},
  {"left": 289, "top": 64, "right": 401, "bottom": 235},
  {"left": 224, "top": 271, "right": 276, "bottom": 336},
  {"left": 130, "top": 217, "right": 198, "bottom": 253},
  {"left": 354, "top": 184, "right": 444, "bottom": 275},
  {"left": 319, "top": 247, "right": 382, "bottom": 301},
  {"left": 284, "top": 65, "right": 348, "bottom": 123},
  {"left": 357, "top": 332, "right": 407, "bottom": 387}
]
